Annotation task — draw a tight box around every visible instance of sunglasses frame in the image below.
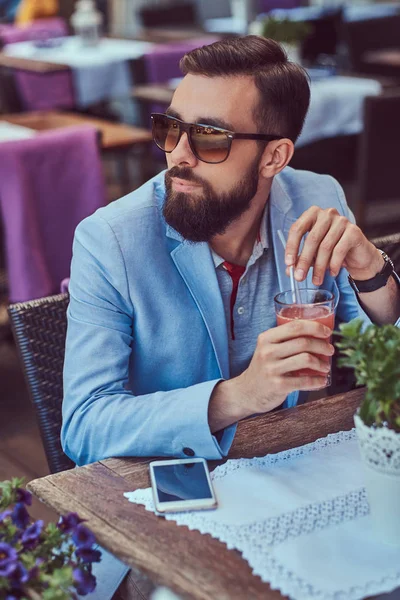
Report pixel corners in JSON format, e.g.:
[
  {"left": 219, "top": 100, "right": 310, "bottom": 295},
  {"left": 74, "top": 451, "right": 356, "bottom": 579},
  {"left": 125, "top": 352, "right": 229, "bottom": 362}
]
[{"left": 151, "top": 113, "right": 283, "bottom": 164}]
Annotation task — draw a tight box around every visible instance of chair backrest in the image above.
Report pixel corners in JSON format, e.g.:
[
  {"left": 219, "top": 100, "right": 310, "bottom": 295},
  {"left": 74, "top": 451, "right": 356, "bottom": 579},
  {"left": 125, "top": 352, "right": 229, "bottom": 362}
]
[
  {"left": 7, "top": 293, "right": 74, "bottom": 474},
  {"left": 354, "top": 93, "right": 400, "bottom": 234},
  {"left": 369, "top": 232, "right": 400, "bottom": 272},
  {"left": 139, "top": 1, "right": 198, "bottom": 27},
  {"left": 343, "top": 14, "right": 400, "bottom": 73}
]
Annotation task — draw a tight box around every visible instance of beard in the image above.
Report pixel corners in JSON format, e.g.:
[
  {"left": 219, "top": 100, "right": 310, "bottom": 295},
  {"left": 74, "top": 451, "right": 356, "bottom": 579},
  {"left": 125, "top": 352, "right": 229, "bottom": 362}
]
[{"left": 163, "top": 154, "right": 262, "bottom": 243}]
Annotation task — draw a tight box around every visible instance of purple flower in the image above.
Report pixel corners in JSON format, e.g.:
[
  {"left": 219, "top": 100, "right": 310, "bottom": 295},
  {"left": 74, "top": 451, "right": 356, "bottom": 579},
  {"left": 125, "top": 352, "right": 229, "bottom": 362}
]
[
  {"left": 72, "top": 525, "right": 95, "bottom": 549},
  {"left": 0, "top": 510, "right": 12, "bottom": 524},
  {"left": 57, "top": 512, "right": 85, "bottom": 533},
  {"left": 0, "top": 560, "right": 18, "bottom": 577},
  {"left": 75, "top": 547, "right": 101, "bottom": 564},
  {"left": 15, "top": 488, "right": 32, "bottom": 506},
  {"left": 5, "top": 561, "right": 29, "bottom": 585},
  {"left": 11, "top": 503, "right": 30, "bottom": 529},
  {"left": 73, "top": 568, "right": 96, "bottom": 595},
  {"left": 5, "top": 592, "right": 24, "bottom": 600},
  {"left": 0, "top": 542, "right": 18, "bottom": 566},
  {"left": 21, "top": 520, "right": 43, "bottom": 549}
]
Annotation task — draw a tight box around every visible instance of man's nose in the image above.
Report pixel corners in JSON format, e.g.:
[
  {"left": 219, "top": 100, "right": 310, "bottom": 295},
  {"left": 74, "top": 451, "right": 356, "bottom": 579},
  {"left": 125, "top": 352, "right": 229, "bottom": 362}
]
[{"left": 169, "top": 132, "right": 197, "bottom": 167}]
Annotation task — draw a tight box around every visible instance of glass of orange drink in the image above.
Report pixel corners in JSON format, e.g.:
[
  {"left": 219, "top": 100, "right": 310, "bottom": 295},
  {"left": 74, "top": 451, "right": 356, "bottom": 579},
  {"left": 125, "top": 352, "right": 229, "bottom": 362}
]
[{"left": 274, "top": 288, "right": 335, "bottom": 389}]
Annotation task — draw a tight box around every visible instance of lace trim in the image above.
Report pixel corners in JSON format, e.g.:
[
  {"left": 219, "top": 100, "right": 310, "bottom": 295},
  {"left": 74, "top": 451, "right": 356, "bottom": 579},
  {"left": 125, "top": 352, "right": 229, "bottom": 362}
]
[
  {"left": 211, "top": 429, "right": 356, "bottom": 482},
  {"left": 125, "top": 430, "right": 400, "bottom": 600}
]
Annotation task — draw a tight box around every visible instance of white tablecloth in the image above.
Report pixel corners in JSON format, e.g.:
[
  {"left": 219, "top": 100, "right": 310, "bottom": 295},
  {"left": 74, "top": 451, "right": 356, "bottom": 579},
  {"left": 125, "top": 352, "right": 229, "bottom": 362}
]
[
  {"left": 0, "top": 121, "right": 35, "bottom": 142},
  {"left": 125, "top": 430, "right": 400, "bottom": 600},
  {"left": 4, "top": 37, "right": 154, "bottom": 108},
  {"left": 168, "top": 74, "right": 381, "bottom": 147},
  {"left": 297, "top": 76, "right": 381, "bottom": 147}
]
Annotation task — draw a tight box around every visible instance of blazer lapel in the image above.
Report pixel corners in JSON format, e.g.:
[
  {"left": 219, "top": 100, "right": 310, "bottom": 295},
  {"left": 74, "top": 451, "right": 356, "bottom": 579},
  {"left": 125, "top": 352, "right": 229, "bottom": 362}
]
[{"left": 168, "top": 227, "right": 230, "bottom": 380}]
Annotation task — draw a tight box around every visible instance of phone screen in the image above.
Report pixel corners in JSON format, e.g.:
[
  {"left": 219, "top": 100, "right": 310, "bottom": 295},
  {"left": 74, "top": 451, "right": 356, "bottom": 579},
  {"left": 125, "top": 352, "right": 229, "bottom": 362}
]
[{"left": 153, "top": 462, "right": 213, "bottom": 503}]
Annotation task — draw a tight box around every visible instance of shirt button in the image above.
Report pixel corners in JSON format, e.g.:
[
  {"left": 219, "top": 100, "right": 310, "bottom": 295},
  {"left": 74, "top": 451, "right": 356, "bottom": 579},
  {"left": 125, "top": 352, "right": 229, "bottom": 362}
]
[
  {"left": 183, "top": 447, "right": 195, "bottom": 457},
  {"left": 237, "top": 306, "right": 245, "bottom": 315}
]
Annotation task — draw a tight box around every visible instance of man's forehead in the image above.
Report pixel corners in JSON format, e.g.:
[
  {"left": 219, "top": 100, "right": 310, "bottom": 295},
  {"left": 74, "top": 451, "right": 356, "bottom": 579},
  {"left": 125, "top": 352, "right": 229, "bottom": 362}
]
[{"left": 171, "top": 73, "right": 259, "bottom": 130}]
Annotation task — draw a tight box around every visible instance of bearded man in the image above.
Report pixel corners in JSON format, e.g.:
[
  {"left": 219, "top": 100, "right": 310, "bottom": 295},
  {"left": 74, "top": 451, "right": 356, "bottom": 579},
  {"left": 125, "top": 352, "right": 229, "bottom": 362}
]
[
  {"left": 63, "top": 34, "right": 399, "bottom": 468},
  {"left": 62, "top": 34, "right": 400, "bottom": 600}
]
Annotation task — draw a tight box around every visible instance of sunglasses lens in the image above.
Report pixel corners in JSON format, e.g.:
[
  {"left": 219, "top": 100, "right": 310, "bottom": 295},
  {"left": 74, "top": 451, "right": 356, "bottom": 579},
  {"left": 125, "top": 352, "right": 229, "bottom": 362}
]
[
  {"left": 191, "top": 125, "right": 230, "bottom": 163},
  {"left": 152, "top": 115, "right": 180, "bottom": 152}
]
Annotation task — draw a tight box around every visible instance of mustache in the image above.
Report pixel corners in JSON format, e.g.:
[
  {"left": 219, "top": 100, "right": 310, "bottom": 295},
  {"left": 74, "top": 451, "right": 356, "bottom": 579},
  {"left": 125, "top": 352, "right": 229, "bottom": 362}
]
[{"left": 166, "top": 166, "right": 205, "bottom": 186}]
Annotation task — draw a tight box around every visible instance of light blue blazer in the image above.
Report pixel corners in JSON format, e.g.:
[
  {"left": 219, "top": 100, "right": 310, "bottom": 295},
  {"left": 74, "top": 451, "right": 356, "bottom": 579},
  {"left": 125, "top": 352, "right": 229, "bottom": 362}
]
[{"left": 62, "top": 167, "right": 377, "bottom": 467}]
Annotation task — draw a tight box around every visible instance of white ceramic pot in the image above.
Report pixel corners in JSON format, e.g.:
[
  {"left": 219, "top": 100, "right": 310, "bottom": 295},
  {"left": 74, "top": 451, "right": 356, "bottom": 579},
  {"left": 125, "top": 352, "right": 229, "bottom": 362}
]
[{"left": 354, "top": 413, "right": 400, "bottom": 546}]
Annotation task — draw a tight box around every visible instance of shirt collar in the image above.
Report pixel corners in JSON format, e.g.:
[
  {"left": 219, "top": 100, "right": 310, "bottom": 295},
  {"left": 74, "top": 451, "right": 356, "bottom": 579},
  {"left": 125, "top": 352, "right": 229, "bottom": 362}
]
[{"left": 210, "top": 203, "right": 270, "bottom": 269}]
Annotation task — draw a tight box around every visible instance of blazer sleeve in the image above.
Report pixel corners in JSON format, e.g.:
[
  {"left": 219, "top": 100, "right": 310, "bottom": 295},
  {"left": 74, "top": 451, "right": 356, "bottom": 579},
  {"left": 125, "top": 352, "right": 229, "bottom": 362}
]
[
  {"left": 330, "top": 176, "right": 400, "bottom": 328},
  {"left": 62, "top": 214, "right": 236, "bottom": 466}
]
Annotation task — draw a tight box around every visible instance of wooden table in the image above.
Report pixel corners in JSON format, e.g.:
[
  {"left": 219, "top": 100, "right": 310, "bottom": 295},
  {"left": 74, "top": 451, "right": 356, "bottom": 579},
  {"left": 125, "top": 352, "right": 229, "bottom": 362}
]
[
  {"left": 1, "top": 111, "right": 152, "bottom": 152},
  {"left": 27, "top": 388, "right": 382, "bottom": 600},
  {"left": 1, "top": 111, "right": 153, "bottom": 194},
  {"left": 363, "top": 49, "right": 400, "bottom": 68},
  {"left": 132, "top": 71, "right": 400, "bottom": 110},
  {"left": 133, "top": 83, "right": 175, "bottom": 106}
]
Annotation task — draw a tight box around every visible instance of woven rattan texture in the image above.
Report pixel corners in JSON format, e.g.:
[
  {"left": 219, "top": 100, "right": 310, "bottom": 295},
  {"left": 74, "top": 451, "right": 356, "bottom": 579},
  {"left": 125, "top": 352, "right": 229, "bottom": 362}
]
[
  {"left": 370, "top": 232, "right": 400, "bottom": 272},
  {"left": 8, "top": 294, "right": 74, "bottom": 473}
]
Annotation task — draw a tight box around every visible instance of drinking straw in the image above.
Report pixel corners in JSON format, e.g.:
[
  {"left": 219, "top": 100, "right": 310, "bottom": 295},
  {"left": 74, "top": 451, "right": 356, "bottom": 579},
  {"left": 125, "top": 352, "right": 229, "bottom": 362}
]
[{"left": 277, "top": 229, "right": 301, "bottom": 304}]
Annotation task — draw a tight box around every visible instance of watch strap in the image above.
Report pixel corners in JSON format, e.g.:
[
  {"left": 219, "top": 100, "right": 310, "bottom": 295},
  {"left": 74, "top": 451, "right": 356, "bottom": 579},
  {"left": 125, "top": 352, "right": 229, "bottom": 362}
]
[{"left": 348, "top": 250, "right": 395, "bottom": 293}]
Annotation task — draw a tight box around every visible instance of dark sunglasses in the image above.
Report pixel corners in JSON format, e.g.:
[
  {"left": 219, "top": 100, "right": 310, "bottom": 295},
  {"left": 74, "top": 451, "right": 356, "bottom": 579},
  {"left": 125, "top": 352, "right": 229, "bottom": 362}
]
[{"left": 151, "top": 113, "right": 283, "bottom": 164}]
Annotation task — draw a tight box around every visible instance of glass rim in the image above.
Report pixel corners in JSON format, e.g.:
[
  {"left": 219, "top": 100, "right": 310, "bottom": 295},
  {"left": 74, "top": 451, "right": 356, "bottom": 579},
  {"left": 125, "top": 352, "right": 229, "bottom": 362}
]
[{"left": 274, "top": 288, "right": 334, "bottom": 308}]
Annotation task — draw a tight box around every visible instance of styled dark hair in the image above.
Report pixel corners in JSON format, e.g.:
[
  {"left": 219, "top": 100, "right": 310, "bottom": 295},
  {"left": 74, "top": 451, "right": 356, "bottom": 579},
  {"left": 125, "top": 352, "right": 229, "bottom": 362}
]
[{"left": 180, "top": 35, "right": 310, "bottom": 142}]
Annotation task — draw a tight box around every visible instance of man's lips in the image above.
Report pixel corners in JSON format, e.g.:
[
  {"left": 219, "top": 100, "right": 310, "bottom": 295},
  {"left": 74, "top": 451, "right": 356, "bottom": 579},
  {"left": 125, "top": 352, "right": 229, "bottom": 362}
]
[{"left": 171, "top": 177, "right": 202, "bottom": 191}]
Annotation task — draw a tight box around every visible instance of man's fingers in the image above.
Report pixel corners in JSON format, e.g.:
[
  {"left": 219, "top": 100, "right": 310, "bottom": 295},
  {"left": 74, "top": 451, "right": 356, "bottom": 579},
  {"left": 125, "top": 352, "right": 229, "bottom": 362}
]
[
  {"left": 291, "top": 212, "right": 332, "bottom": 281},
  {"left": 284, "top": 206, "right": 320, "bottom": 266},
  {"left": 259, "top": 320, "right": 332, "bottom": 345},
  {"left": 329, "top": 225, "right": 363, "bottom": 277},
  {"left": 274, "top": 336, "right": 335, "bottom": 359},
  {"left": 277, "top": 353, "right": 331, "bottom": 376},
  {"left": 285, "top": 374, "right": 329, "bottom": 392},
  {"left": 312, "top": 216, "right": 348, "bottom": 284}
]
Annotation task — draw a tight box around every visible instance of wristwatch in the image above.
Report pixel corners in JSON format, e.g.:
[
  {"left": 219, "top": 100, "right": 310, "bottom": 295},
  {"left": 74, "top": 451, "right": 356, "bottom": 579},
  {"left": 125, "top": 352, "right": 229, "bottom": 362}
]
[{"left": 348, "top": 249, "right": 399, "bottom": 294}]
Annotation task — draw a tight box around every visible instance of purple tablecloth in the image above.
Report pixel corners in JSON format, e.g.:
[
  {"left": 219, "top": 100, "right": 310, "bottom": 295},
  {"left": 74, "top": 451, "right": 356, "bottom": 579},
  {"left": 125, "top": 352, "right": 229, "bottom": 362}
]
[{"left": 0, "top": 126, "right": 105, "bottom": 302}]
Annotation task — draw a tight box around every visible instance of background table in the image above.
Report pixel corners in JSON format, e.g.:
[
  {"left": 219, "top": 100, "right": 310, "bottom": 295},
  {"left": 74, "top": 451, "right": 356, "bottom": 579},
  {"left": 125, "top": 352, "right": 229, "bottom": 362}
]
[
  {"left": 1, "top": 111, "right": 152, "bottom": 151},
  {"left": 27, "top": 388, "right": 382, "bottom": 600}
]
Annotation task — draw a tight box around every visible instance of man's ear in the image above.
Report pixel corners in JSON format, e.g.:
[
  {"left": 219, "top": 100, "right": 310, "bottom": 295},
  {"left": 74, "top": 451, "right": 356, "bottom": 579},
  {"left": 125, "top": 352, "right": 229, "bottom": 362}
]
[{"left": 259, "top": 139, "right": 295, "bottom": 178}]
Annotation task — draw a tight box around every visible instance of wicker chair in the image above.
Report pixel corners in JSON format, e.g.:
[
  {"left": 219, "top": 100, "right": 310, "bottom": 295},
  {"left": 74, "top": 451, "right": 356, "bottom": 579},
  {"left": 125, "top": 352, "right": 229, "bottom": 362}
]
[
  {"left": 370, "top": 231, "right": 400, "bottom": 273},
  {"left": 7, "top": 293, "right": 74, "bottom": 474}
]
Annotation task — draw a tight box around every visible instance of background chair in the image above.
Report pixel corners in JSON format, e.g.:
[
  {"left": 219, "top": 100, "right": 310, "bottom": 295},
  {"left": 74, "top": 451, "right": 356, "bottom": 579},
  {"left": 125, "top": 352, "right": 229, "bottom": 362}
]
[
  {"left": 342, "top": 14, "right": 400, "bottom": 77},
  {"left": 349, "top": 92, "right": 400, "bottom": 237},
  {"left": 0, "top": 125, "right": 105, "bottom": 303},
  {"left": 139, "top": 1, "right": 198, "bottom": 28},
  {"left": 369, "top": 232, "right": 400, "bottom": 271},
  {"left": 7, "top": 292, "right": 74, "bottom": 473}
]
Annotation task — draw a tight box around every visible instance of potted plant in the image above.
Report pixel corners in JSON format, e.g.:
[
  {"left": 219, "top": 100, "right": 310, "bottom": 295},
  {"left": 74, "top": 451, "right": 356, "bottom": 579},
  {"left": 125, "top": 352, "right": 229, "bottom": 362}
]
[
  {"left": 259, "top": 16, "right": 311, "bottom": 64},
  {"left": 335, "top": 318, "right": 400, "bottom": 546},
  {"left": 0, "top": 478, "right": 101, "bottom": 598}
]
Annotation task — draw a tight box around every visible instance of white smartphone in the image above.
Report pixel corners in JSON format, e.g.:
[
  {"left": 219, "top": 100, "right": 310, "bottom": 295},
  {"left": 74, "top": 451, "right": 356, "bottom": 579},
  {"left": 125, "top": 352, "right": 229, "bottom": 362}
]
[{"left": 149, "top": 457, "right": 217, "bottom": 513}]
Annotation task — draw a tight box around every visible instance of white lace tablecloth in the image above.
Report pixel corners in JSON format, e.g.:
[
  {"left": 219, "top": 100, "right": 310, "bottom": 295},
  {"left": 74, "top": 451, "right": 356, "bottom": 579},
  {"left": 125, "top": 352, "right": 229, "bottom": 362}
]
[{"left": 125, "top": 430, "right": 400, "bottom": 600}]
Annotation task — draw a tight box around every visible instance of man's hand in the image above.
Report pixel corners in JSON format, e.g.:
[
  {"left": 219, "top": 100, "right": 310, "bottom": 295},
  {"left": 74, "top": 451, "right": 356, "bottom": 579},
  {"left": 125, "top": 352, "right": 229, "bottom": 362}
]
[
  {"left": 285, "top": 206, "right": 384, "bottom": 284},
  {"left": 208, "top": 320, "right": 334, "bottom": 432}
]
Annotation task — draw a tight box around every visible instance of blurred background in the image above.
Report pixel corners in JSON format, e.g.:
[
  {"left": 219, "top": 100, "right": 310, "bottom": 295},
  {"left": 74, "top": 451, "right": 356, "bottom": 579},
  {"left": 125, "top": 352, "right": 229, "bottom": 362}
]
[{"left": 0, "top": 0, "right": 400, "bottom": 522}]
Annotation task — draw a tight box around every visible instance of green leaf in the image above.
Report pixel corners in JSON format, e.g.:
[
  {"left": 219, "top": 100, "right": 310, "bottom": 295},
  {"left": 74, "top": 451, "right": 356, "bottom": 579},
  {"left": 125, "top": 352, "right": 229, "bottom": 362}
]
[{"left": 335, "top": 318, "right": 400, "bottom": 429}]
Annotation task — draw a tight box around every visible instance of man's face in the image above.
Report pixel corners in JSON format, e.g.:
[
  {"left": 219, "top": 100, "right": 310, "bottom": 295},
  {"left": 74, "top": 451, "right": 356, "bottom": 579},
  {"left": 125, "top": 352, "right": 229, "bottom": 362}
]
[{"left": 163, "top": 74, "right": 265, "bottom": 242}]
